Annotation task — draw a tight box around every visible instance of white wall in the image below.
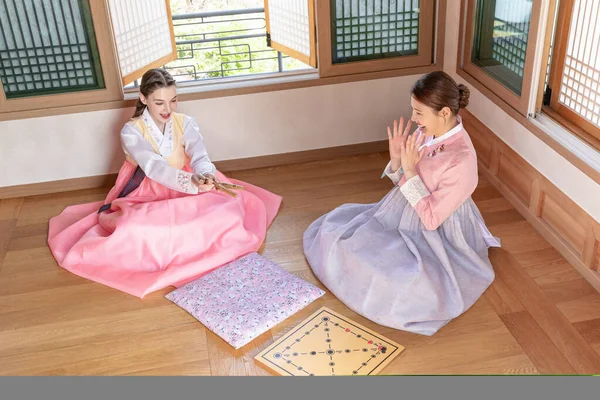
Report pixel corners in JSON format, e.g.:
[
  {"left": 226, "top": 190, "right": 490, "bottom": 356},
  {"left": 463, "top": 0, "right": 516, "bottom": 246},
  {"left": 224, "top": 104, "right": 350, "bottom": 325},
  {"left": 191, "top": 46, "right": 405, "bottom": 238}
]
[
  {"left": 443, "top": 1, "right": 600, "bottom": 223},
  {"left": 0, "top": 76, "right": 417, "bottom": 188}
]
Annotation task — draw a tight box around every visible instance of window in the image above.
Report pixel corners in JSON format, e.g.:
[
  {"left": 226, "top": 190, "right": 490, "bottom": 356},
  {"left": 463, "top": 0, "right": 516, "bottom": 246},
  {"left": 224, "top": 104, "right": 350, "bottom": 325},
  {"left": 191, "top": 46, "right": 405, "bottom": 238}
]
[
  {"left": 0, "top": 0, "right": 104, "bottom": 98},
  {"left": 164, "top": 7, "right": 311, "bottom": 83},
  {"left": 0, "top": 0, "right": 123, "bottom": 113},
  {"left": 316, "top": 0, "right": 438, "bottom": 77},
  {"left": 458, "top": 0, "right": 600, "bottom": 149},
  {"left": 470, "top": 0, "right": 532, "bottom": 96},
  {"left": 543, "top": 0, "right": 600, "bottom": 144},
  {"left": 459, "top": 0, "right": 542, "bottom": 116},
  {"left": 107, "top": 0, "right": 178, "bottom": 86},
  {"left": 265, "top": 0, "right": 317, "bottom": 68},
  {"left": 331, "top": 0, "right": 421, "bottom": 63}
]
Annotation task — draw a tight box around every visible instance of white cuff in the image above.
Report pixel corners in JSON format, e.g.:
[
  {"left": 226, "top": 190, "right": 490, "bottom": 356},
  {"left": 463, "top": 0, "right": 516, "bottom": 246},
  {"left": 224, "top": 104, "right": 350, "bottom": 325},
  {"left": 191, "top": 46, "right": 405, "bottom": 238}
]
[
  {"left": 400, "top": 175, "right": 430, "bottom": 207},
  {"left": 176, "top": 170, "right": 199, "bottom": 194},
  {"left": 381, "top": 161, "right": 403, "bottom": 184},
  {"left": 195, "top": 163, "right": 217, "bottom": 176}
]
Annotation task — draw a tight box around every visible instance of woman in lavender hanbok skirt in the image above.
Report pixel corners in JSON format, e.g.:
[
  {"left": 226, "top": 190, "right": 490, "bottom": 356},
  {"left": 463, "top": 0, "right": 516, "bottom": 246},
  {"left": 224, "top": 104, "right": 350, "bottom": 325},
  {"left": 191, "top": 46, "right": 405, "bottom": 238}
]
[{"left": 303, "top": 72, "right": 500, "bottom": 336}]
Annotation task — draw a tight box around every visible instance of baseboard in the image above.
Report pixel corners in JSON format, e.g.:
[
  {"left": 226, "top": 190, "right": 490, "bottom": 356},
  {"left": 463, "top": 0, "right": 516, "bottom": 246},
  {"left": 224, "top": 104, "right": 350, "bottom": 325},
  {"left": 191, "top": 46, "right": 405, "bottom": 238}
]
[
  {"left": 461, "top": 110, "right": 600, "bottom": 293},
  {"left": 0, "top": 140, "right": 389, "bottom": 200},
  {"left": 0, "top": 173, "right": 119, "bottom": 200}
]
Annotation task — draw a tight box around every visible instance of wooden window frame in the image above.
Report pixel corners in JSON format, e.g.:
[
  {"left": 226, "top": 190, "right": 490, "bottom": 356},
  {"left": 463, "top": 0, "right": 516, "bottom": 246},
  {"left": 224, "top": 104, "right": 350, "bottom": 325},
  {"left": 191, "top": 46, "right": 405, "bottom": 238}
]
[
  {"left": 317, "top": 0, "right": 441, "bottom": 78},
  {"left": 0, "top": 0, "right": 123, "bottom": 115},
  {"left": 543, "top": 0, "right": 600, "bottom": 144},
  {"left": 457, "top": 0, "right": 543, "bottom": 117},
  {"left": 106, "top": 0, "right": 178, "bottom": 87},
  {"left": 264, "top": 0, "right": 318, "bottom": 68}
]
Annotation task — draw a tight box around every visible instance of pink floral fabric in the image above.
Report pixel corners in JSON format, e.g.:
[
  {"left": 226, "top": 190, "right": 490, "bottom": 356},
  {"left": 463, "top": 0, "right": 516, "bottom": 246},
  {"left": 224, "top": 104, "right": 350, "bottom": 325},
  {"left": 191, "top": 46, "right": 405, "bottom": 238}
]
[{"left": 165, "top": 252, "right": 325, "bottom": 349}]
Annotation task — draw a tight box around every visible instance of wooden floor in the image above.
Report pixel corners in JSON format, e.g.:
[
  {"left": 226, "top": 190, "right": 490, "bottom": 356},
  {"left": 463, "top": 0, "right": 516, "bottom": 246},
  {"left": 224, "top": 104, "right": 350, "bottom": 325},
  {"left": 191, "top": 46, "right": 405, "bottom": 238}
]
[{"left": 2, "top": 152, "right": 600, "bottom": 375}]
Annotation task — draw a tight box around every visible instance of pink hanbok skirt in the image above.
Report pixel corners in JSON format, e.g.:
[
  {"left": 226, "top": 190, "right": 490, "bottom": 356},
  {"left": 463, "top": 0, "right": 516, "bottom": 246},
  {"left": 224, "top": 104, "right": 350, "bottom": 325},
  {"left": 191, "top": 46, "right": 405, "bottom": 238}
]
[{"left": 48, "top": 161, "right": 282, "bottom": 298}]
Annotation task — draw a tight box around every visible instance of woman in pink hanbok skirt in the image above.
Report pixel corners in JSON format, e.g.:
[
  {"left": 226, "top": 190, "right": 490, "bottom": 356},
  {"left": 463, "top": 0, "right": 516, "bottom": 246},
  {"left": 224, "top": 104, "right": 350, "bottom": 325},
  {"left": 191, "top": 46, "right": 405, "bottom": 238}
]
[{"left": 48, "top": 69, "right": 282, "bottom": 298}]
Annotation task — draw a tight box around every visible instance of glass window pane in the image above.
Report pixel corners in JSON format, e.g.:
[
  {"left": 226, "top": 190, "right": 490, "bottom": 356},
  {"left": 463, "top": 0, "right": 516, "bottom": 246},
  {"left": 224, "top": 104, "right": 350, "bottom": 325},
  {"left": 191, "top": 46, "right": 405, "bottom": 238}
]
[
  {"left": 471, "top": 0, "right": 532, "bottom": 96},
  {"left": 332, "top": 0, "right": 420, "bottom": 64},
  {"left": 0, "top": 0, "right": 104, "bottom": 99}
]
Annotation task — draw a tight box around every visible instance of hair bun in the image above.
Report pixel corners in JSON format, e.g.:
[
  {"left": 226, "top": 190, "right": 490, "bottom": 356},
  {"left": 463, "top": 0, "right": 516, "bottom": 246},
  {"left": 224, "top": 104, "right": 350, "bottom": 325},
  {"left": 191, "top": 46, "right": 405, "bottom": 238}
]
[{"left": 458, "top": 84, "right": 470, "bottom": 108}]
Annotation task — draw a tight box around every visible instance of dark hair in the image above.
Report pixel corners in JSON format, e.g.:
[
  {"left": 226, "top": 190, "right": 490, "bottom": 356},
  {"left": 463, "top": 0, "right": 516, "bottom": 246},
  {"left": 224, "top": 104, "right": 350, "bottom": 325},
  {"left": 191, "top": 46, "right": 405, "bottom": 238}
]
[
  {"left": 132, "top": 68, "right": 176, "bottom": 118},
  {"left": 411, "top": 71, "right": 470, "bottom": 115}
]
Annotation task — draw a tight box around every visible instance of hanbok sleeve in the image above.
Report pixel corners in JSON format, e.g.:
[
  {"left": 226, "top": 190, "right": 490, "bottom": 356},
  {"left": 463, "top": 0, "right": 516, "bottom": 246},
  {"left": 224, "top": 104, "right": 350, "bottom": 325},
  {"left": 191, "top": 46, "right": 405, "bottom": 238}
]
[
  {"left": 120, "top": 123, "right": 198, "bottom": 194},
  {"left": 182, "top": 117, "right": 217, "bottom": 176},
  {"left": 381, "top": 161, "right": 404, "bottom": 185},
  {"left": 399, "top": 152, "right": 478, "bottom": 230}
]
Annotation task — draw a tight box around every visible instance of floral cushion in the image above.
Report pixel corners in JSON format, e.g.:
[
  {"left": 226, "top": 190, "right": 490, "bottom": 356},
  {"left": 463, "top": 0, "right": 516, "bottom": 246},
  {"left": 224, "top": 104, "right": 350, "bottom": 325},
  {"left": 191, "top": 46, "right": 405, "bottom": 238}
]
[{"left": 165, "top": 252, "right": 326, "bottom": 349}]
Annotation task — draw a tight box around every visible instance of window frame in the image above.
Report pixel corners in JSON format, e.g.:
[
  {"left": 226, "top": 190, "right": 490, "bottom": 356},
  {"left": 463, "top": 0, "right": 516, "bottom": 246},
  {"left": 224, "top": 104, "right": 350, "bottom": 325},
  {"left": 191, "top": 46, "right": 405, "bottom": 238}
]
[
  {"left": 543, "top": 0, "right": 600, "bottom": 143},
  {"left": 457, "top": 0, "right": 544, "bottom": 117},
  {"left": 316, "top": 0, "right": 441, "bottom": 78},
  {"left": 106, "top": 0, "right": 178, "bottom": 86},
  {"left": 264, "top": 0, "right": 318, "bottom": 68},
  {"left": 0, "top": 0, "right": 123, "bottom": 115}
]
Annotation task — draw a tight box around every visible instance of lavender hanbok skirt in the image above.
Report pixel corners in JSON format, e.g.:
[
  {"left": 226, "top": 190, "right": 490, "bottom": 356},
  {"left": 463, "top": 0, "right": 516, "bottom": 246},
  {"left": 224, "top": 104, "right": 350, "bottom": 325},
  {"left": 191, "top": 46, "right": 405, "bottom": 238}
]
[{"left": 303, "top": 185, "right": 500, "bottom": 336}]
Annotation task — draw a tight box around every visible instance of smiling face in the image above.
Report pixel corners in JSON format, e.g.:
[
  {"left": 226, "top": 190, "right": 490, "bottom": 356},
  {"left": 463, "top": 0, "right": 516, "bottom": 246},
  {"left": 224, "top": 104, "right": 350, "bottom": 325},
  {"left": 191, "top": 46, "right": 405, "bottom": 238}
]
[
  {"left": 140, "top": 85, "right": 178, "bottom": 126},
  {"left": 410, "top": 96, "right": 453, "bottom": 137}
]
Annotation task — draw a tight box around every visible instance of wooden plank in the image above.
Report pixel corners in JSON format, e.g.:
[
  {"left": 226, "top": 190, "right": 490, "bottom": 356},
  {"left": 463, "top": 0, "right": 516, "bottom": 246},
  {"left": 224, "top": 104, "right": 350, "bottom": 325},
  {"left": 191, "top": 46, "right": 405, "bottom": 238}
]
[
  {"left": 206, "top": 329, "right": 274, "bottom": 376},
  {"left": 0, "top": 198, "right": 24, "bottom": 220},
  {"left": 1, "top": 322, "right": 209, "bottom": 375},
  {"left": 499, "top": 311, "right": 576, "bottom": 374},
  {"left": 526, "top": 259, "right": 587, "bottom": 288},
  {"left": 556, "top": 293, "right": 600, "bottom": 324},
  {"left": 540, "top": 278, "right": 598, "bottom": 304},
  {"left": 0, "top": 198, "right": 23, "bottom": 273},
  {"left": 540, "top": 183, "right": 589, "bottom": 257},
  {"left": 572, "top": 318, "right": 600, "bottom": 346},
  {"left": 490, "top": 249, "right": 600, "bottom": 373},
  {"left": 0, "top": 176, "right": 115, "bottom": 203},
  {"left": 8, "top": 223, "right": 49, "bottom": 252},
  {"left": 529, "top": 179, "right": 543, "bottom": 217},
  {"left": 480, "top": 208, "right": 525, "bottom": 228},
  {"left": 0, "top": 305, "right": 210, "bottom": 375},
  {"left": 484, "top": 274, "right": 526, "bottom": 315},
  {"left": 497, "top": 151, "right": 535, "bottom": 204},
  {"left": 540, "top": 194, "right": 587, "bottom": 256},
  {"left": 0, "top": 219, "right": 17, "bottom": 273},
  {"left": 15, "top": 189, "right": 109, "bottom": 227},
  {"left": 582, "top": 224, "right": 600, "bottom": 271},
  {"left": 382, "top": 301, "right": 538, "bottom": 375}
]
